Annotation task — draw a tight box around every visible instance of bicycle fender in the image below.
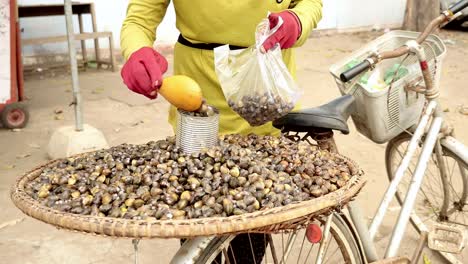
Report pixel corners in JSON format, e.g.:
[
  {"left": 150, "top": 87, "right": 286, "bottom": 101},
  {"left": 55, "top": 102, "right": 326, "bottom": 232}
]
[{"left": 441, "top": 136, "right": 468, "bottom": 166}]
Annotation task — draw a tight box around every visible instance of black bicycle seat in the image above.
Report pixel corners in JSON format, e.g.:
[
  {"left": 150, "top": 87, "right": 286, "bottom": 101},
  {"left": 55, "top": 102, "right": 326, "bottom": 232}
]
[{"left": 273, "top": 95, "right": 355, "bottom": 134}]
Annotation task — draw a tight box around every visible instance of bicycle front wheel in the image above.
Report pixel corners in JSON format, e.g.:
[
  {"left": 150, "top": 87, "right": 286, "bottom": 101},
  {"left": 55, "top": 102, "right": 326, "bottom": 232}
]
[
  {"left": 386, "top": 132, "right": 468, "bottom": 262},
  {"left": 191, "top": 212, "right": 363, "bottom": 264}
]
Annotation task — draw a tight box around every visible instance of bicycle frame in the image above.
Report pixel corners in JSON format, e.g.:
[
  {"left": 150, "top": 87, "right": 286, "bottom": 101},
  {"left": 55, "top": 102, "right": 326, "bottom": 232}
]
[
  {"left": 170, "top": 4, "right": 468, "bottom": 263},
  {"left": 170, "top": 63, "right": 466, "bottom": 264},
  {"left": 341, "top": 37, "right": 468, "bottom": 262},
  {"left": 308, "top": 97, "right": 448, "bottom": 262}
]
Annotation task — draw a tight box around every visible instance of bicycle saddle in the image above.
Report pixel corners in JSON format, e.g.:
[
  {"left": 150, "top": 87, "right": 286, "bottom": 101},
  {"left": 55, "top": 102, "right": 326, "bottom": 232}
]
[{"left": 273, "top": 95, "right": 355, "bottom": 134}]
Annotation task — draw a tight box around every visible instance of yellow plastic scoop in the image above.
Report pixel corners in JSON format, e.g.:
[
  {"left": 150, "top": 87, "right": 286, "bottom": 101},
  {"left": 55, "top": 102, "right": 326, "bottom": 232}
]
[{"left": 159, "top": 75, "right": 203, "bottom": 112}]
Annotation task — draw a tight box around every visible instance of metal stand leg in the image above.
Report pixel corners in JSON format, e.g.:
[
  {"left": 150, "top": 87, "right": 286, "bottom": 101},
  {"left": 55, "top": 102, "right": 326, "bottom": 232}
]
[
  {"left": 108, "top": 33, "right": 116, "bottom": 72},
  {"left": 78, "top": 14, "right": 87, "bottom": 70},
  {"left": 132, "top": 239, "right": 140, "bottom": 264},
  {"left": 90, "top": 3, "right": 101, "bottom": 69},
  {"left": 64, "top": 0, "right": 83, "bottom": 131}
]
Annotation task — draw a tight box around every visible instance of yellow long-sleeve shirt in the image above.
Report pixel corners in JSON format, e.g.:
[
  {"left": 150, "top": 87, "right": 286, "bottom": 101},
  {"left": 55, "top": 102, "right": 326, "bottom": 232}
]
[
  {"left": 121, "top": 0, "right": 322, "bottom": 59},
  {"left": 121, "top": 0, "right": 323, "bottom": 136}
]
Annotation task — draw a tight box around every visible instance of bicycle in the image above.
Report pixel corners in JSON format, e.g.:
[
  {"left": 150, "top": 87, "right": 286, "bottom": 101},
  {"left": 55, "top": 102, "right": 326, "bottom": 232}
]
[{"left": 169, "top": 1, "right": 468, "bottom": 263}]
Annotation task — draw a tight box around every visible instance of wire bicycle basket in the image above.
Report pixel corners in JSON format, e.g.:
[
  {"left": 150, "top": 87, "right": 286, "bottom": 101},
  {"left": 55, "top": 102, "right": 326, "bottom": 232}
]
[{"left": 330, "top": 30, "right": 447, "bottom": 143}]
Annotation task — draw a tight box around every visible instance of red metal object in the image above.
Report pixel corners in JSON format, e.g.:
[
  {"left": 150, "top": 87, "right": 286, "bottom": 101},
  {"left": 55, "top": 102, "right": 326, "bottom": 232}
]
[
  {"left": 16, "top": 2, "right": 24, "bottom": 102},
  {"left": 306, "top": 224, "right": 323, "bottom": 243},
  {"left": 0, "top": 0, "right": 27, "bottom": 128},
  {"left": 420, "top": 61, "right": 429, "bottom": 71}
]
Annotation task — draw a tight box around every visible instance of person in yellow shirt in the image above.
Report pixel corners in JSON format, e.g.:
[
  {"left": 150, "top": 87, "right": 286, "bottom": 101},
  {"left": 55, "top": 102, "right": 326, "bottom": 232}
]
[{"left": 120, "top": 0, "right": 322, "bottom": 262}]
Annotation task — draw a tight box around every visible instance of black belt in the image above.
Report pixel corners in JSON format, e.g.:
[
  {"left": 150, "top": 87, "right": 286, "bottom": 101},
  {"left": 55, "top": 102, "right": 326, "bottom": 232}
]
[{"left": 177, "top": 34, "right": 246, "bottom": 50}]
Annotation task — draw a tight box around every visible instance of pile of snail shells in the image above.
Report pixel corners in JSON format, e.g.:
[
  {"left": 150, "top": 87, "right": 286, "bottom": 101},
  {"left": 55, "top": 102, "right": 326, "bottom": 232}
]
[
  {"left": 25, "top": 134, "right": 359, "bottom": 221},
  {"left": 181, "top": 102, "right": 217, "bottom": 117},
  {"left": 228, "top": 92, "right": 295, "bottom": 126}
]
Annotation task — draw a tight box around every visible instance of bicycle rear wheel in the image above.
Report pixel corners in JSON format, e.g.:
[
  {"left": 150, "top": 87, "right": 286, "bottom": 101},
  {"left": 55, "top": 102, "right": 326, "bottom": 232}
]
[
  {"left": 386, "top": 132, "right": 468, "bottom": 263},
  {"left": 191, "top": 212, "right": 363, "bottom": 264}
]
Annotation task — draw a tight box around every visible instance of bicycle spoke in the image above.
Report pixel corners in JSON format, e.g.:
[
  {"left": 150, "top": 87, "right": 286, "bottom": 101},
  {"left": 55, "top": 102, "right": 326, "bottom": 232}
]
[
  {"left": 247, "top": 233, "right": 258, "bottom": 264},
  {"left": 447, "top": 219, "right": 468, "bottom": 227},
  {"left": 452, "top": 211, "right": 466, "bottom": 225},
  {"left": 396, "top": 144, "right": 445, "bottom": 218},
  {"left": 192, "top": 214, "right": 362, "bottom": 264},
  {"left": 427, "top": 160, "right": 445, "bottom": 194},
  {"left": 448, "top": 155, "right": 457, "bottom": 179},
  {"left": 417, "top": 184, "right": 443, "bottom": 219},
  {"left": 323, "top": 232, "right": 334, "bottom": 256},
  {"left": 421, "top": 213, "right": 439, "bottom": 224},
  {"left": 303, "top": 243, "right": 315, "bottom": 264},
  {"left": 268, "top": 234, "right": 279, "bottom": 264},
  {"left": 442, "top": 155, "right": 468, "bottom": 226},
  {"left": 281, "top": 232, "right": 291, "bottom": 263},
  {"left": 428, "top": 158, "right": 443, "bottom": 196},
  {"left": 323, "top": 244, "right": 341, "bottom": 264},
  {"left": 397, "top": 145, "right": 420, "bottom": 178},
  {"left": 282, "top": 231, "right": 298, "bottom": 263},
  {"left": 297, "top": 230, "right": 307, "bottom": 263},
  {"left": 456, "top": 209, "right": 467, "bottom": 223},
  {"left": 421, "top": 151, "right": 443, "bottom": 192},
  {"left": 316, "top": 229, "right": 334, "bottom": 264},
  {"left": 281, "top": 233, "right": 285, "bottom": 261},
  {"left": 393, "top": 144, "right": 438, "bottom": 216},
  {"left": 229, "top": 244, "right": 237, "bottom": 264},
  {"left": 395, "top": 146, "right": 405, "bottom": 160},
  {"left": 447, "top": 157, "right": 462, "bottom": 202},
  {"left": 429, "top": 154, "right": 443, "bottom": 190},
  {"left": 420, "top": 176, "right": 443, "bottom": 206},
  {"left": 420, "top": 173, "right": 443, "bottom": 201},
  {"left": 223, "top": 248, "right": 231, "bottom": 264},
  {"left": 445, "top": 155, "right": 459, "bottom": 197}
]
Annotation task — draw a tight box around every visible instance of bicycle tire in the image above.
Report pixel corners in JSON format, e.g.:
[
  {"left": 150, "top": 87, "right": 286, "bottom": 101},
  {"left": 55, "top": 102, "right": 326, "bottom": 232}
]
[
  {"left": 192, "top": 212, "right": 364, "bottom": 264},
  {"left": 385, "top": 132, "right": 468, "bottom": 263}
]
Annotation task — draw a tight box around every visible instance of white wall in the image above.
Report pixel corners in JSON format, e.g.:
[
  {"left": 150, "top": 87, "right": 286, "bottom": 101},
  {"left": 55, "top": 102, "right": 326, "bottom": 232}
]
[
  {"left": 1, "top": 0, "right": 11, "bottom": 103},
  {"left": 318, "top": 0, "right": 406, "bottom": 29},
  {"left": 19, "top": 0, "right": 179, "bottom": 56},
  {"left": 335, "top": 0, "right": 406, "bottom": 29},
  {"left": 19, "top": 0, "right": 406, "bottom": 56},
  {"left": 19, "top": 0, "right": 121, "bottom": 55}
]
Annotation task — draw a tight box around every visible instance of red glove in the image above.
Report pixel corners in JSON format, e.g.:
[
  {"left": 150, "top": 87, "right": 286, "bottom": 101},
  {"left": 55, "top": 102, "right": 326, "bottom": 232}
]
[
  {"left": 262, "top": 11, "right": 302, "bottom": 52},
  {"left": 121, "top": 47, "right": 168, "bottom": 99}
]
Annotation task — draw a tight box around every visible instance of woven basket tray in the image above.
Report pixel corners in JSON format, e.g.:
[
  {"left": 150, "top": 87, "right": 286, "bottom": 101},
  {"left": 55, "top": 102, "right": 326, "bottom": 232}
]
[{"left": 11, "top": 156, "right": 365, "bottom": 239}]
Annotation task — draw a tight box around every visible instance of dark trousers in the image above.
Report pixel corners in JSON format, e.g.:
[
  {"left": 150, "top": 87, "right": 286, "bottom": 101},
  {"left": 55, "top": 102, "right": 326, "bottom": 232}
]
[{"left": 181, "top": 233, "right": 268, "bottom": 263}]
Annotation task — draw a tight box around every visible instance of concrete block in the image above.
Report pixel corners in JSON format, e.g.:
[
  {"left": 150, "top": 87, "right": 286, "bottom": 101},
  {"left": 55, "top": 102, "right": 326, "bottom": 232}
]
[{"left": 47, "top": 124, "right": 108, "bottom": 159}]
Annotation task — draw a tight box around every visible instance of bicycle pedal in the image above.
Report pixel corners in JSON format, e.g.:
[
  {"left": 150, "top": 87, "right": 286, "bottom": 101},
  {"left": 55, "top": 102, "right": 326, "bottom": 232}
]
[{"left": 427, "top": 223, "right": 466, "bottom": 254}]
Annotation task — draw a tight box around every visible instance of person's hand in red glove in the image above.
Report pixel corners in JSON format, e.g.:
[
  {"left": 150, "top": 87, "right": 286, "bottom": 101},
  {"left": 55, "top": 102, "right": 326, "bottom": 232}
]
[
  {"left": 121, "top": 47, "right": 168, "bottom": 99},
  {"left": 262, "top": 11, "right": 302, "bottom": 52}
]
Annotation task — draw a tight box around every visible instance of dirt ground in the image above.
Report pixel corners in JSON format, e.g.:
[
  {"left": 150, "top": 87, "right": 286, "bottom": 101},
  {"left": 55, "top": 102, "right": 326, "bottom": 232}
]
[{"left": 1, "top": 30, "right": 468, "bottom": 264}]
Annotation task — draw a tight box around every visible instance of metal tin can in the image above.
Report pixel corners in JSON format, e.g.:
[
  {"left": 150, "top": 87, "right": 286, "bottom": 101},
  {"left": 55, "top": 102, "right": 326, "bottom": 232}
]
[{"left": 176, "top": 109, "right": 219, "bottom": 154}]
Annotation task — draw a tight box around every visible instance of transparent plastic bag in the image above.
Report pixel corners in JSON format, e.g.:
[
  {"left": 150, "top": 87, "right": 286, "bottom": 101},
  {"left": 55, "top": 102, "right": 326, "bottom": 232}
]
[{"left": 214, "top": 16, "right": 301, "bottom": 126}]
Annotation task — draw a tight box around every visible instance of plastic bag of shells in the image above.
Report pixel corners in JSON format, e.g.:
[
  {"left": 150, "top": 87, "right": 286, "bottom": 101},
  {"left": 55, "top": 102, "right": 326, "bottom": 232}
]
[
  {"left": 25, "top": 134, "right": 360, "bottom": 221},
  {"left": 214, "top": 16, "right": 301, "bottom": 127}
]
